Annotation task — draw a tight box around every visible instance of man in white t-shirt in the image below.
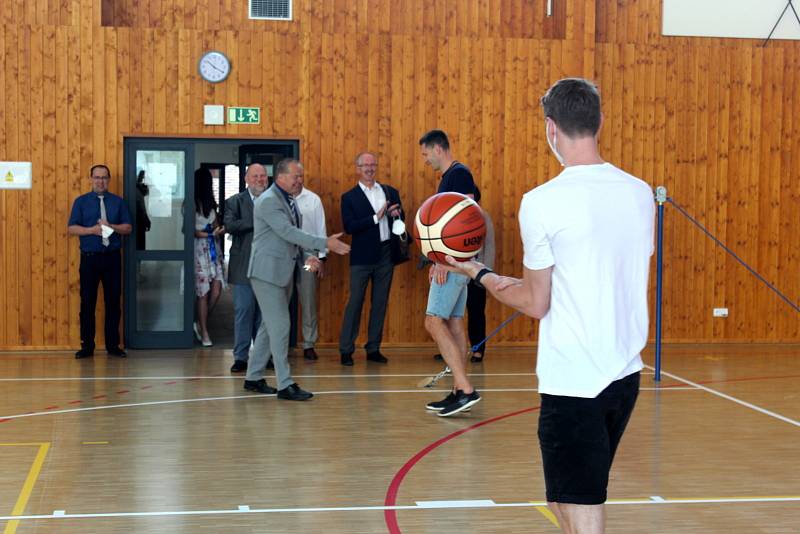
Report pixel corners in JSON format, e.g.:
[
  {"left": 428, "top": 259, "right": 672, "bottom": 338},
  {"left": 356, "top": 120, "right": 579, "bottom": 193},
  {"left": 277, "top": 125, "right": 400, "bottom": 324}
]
[{"left": 446, "top": 78, "right": 655, "bottom": 533}]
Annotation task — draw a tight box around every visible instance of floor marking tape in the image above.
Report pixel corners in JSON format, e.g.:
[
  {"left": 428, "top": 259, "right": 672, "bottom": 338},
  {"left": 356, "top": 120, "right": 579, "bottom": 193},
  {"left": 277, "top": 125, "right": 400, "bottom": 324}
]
[
  {"left": 644, "top": 365, "right": 800, "bottom": 427},
  {"left": 1, "top": 495, "right": 798, "bottom": 522}
]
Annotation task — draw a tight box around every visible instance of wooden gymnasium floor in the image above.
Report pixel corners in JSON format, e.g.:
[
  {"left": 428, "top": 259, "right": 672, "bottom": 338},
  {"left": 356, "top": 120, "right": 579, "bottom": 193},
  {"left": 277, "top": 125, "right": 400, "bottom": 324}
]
[{"left": 0, "top": 344, "right": 798, "bottom": 533}]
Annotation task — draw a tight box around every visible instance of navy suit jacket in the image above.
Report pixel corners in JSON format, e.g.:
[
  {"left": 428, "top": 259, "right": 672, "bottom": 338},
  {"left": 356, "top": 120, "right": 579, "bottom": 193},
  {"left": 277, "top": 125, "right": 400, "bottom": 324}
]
[{"left": 341, "top": 183, "right": 403, "bottom": 266}]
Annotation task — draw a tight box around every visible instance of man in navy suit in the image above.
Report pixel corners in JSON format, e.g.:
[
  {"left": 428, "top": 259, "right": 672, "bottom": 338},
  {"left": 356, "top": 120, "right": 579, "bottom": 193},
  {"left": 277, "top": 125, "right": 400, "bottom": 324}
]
[{"left": 338, "top": 152, "right": 405, "bottom": 366}]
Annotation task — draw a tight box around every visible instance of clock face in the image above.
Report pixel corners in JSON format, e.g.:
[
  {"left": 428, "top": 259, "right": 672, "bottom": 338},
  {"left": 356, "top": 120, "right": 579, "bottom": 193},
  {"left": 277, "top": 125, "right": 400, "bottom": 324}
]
[{"left": 198, "top": 51, "right": 231, "bottom": 83}]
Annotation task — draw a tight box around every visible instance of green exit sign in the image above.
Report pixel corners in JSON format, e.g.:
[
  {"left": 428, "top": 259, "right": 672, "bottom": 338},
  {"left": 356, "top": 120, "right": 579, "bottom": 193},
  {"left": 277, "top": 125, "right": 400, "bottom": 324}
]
[{"left": 228, "top": 107, "right": 260, "bottom": 124}]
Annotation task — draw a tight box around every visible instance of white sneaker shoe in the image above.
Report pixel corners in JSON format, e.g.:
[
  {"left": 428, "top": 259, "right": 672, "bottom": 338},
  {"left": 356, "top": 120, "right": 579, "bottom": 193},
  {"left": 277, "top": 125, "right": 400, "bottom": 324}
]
[{"left": 193, "top": 322, "right": 202, "bottom": 342}]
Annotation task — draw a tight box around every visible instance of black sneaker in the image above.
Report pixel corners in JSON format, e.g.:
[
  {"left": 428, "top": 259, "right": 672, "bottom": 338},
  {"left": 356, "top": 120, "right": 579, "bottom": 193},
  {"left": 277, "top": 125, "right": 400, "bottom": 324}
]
[
  {"left": 437, "top": 390, "right": 481, "bottom": 417},
  {"left": 426, "top": 391, "right": 458, "bottom": 411}
]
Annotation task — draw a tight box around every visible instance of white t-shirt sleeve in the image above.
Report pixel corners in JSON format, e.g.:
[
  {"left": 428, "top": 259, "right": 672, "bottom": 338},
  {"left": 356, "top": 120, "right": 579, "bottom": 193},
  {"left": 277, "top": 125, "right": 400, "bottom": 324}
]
[{"left": 519, "top": 195, "right": 555, "bottom": 270}]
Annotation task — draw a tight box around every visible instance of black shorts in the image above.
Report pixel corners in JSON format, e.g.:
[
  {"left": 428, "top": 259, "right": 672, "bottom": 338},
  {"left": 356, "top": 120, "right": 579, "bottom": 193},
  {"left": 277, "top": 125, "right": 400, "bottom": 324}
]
[{"left": 538, "top": 371, "right": 640, "bottom": 505}]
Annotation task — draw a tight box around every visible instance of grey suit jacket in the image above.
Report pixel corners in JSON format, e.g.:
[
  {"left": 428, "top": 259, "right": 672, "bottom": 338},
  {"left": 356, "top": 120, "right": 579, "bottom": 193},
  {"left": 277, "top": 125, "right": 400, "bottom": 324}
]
[
  {"left": 224, "top": 190, "right": 256, "bottom": 285},
  {"left": 247, "top": 183, "right": 328, "bottom": 288}
]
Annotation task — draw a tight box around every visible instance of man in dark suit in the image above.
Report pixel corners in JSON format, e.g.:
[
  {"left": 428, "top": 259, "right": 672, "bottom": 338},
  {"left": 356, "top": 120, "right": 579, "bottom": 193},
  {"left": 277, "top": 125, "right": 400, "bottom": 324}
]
[
  {"left": 245, "top": 158, "right": 350, "bottom": 400},
  {"left": 224, "top": 163, "right": 267, "bottom": 373},
  {"left": 338, "top": 151, "right": 404, "bottom": 366}
]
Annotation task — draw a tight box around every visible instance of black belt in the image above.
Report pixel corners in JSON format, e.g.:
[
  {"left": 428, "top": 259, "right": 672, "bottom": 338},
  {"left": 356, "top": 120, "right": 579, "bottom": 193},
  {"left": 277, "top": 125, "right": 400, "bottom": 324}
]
[
  {"left": 381, "top": 240, "right": 392, "bottom": 247},
  {"left": 81, "top": 249, "right": 120, "bottom": 257}
]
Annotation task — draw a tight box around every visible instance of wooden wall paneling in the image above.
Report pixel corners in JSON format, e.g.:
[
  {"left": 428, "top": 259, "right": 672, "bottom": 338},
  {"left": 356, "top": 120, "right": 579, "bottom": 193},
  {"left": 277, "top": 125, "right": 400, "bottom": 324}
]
[
  {"left": 711, "top": 47, "right": 731, "bottom": 340},
  {"left": 141, "top": 29, "right": 156, "bottom": 133},
  {"left": 607, "top": 43, "right": 623, "bottom": 173},
  {"left": 694, "top": 47, "right": 711, "bottom": 339},
  {"left": 42, "top": 25, "right": 57, "bottom": 345},
  {"left": 778, "top": 49, "right": 800, "bottom": 338},
  {"left": 744, "top": 48, "right": 762, "bottom": 340},
  {"left": 4, "top": 24, "right": 21, "bottom": 346},
  {"left": 758, "top": 49, "right": 782, "bottom": 338},
  {"left": 726, "top": 48, "right": 748, "bottom": 340},
  {"left": 300, "top": 31, "right": 317, "bottom": 175},
  {"left": 631, "top": 45, "right": 645, "bottom": 181},
  {"left": 105, "top": 29, "right": 119, "bottom": 175},
  {"left": 285, "top": 31, "right": 301, "bottom": 137},
  {"left": 30, "top": 26, "right": 45, "bottom": 346},
  {"left": 67, "top": 25, "right": 81, "bottom": 345},
  {"left": 0, "top": 26, "right": 8, "bottom": 346},
  {"left": 116, "top": 28, "right": 130, "bottom": 138},
  {"left": 176, "top": 30, "right": 190, "bottom": 134},
  {"left": 661, "top": 42, "right": 679, "bottom": 337},
  {"left": 704, "top": 47, "right": 727, "bottom": 339},
  {"left": 17, "top": 25, "right": 34, "bottom": 345},
  {"left": 153, "top": 30, "right": 168, "bottom": 134},
  {"left": 54, "top": 27, "right": 69, "bottom": 347},
  {"left": 621, "top": 44, "right": 635, "bottom": 171},
  {"left": 128, "top": 26, "right": 142, "bottom": 132}
]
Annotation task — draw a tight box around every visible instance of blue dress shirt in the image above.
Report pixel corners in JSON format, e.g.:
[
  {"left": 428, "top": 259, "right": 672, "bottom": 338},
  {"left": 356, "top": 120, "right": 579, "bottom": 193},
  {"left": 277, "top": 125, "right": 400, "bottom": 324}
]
[{"left": 68, "top": 191, "right": 132, "bottom": 252}]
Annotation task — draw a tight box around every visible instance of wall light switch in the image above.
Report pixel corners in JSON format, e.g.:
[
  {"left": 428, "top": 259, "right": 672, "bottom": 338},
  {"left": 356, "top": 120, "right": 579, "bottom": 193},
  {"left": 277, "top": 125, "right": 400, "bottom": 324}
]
[
  {"left": 204, "top": 105, "right": 224, "bottom": 125},
  {"left": 713, "top": 308, "right": 728, "bottom": 317}
]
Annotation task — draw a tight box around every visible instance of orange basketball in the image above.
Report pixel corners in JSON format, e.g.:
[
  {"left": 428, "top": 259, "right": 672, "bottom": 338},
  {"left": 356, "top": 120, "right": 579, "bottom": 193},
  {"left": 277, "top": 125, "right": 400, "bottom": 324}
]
[{"left": 414, "top": 192, "right": 486, "bottom": 264}]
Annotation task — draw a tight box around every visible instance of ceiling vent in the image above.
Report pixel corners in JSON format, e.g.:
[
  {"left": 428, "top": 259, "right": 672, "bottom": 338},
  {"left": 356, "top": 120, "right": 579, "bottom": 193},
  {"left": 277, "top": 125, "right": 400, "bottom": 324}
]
[{"left": 249, "top": 0, "right": 292, "bottom": 20}]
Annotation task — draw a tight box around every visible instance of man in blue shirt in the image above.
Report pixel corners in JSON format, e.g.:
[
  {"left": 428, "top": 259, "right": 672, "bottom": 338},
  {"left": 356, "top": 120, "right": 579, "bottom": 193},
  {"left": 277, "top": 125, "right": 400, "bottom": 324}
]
[{"left": 68, "top": 164, "right": 132, "bottom": 358}]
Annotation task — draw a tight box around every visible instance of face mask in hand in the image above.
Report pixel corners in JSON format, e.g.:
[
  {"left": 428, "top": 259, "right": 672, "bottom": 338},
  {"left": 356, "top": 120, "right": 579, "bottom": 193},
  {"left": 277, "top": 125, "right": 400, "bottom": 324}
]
[{"left": 391, "top": 218, "right": 406, "bottom": 236}]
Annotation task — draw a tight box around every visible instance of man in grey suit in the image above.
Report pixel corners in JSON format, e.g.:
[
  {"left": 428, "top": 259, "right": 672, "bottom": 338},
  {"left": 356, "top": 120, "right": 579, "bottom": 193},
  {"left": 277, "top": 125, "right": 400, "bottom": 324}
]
[
  {"left": 224, "top": 163, "right": 267, "bottom": 373},
  {"left": 245, "top": 158, "right": 351, "bottom": 400}
]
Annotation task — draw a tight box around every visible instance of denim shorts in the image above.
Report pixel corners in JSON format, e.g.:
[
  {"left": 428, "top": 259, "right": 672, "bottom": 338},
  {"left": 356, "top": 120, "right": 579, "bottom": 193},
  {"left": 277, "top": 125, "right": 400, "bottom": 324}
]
[{"left": 426, "top": 272, "right": 469, "bottom": 318}]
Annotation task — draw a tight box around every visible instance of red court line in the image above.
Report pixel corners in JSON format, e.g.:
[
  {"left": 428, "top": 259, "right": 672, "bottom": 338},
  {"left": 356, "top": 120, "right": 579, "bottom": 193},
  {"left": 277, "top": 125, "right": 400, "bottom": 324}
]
[
  {"left": 92, "top": 395, "right": 107, "bottom": 399},
  {"left": 384, "top": 406, "right": 540, "bottom": 534},
  {"left": 68, "top": 400, "right": 83, "bottom": 404},
  {"left": 165, "top": 381, "right": 177, "bottom": 385},
  {"left": 140, "top": 385, "right": 152, "bottom": 389},
  {"left": 44, "top": 406, "right": 60, "bottom": 410},
  {"left": 116, "top": 390, "right": 130, "bottom": 395}
]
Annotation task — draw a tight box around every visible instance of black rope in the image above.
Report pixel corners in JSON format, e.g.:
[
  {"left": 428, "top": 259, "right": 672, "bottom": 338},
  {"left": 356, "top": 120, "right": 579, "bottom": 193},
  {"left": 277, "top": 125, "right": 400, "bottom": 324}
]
[
  {"left": 762, "top": 0, "right": 800, "bottom": 47},
  {"left": 667, "top": 197, "right": 800, "bottom": 313}
]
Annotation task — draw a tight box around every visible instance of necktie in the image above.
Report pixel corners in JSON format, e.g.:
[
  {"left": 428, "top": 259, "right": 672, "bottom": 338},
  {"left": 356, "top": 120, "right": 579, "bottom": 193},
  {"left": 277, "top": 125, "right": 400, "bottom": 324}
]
[
  {"left": 288, "top": 196, "right": 299, "bottom": 227},
  {"left": 99, "top": 195, "right": 109, "bottom": 247}
]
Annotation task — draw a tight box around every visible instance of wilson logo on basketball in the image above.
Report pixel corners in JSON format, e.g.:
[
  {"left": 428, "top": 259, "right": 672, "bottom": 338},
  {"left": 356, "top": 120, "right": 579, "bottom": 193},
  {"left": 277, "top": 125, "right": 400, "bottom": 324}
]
[{"left": 463, "top": 236, "right": 483, "bottom": 247}]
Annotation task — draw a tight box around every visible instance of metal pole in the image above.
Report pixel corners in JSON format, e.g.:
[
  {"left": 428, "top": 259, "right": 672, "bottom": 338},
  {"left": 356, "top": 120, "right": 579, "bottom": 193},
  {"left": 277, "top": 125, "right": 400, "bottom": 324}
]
[{"left": 654, "top": 186, "right": 667, "bottom": 382}]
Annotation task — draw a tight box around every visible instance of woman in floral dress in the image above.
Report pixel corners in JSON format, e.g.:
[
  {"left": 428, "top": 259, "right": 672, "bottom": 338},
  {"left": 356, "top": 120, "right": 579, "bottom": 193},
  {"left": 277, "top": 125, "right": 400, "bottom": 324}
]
[{"left": 194, "top": 168, "right": 225, "bottom": 346}]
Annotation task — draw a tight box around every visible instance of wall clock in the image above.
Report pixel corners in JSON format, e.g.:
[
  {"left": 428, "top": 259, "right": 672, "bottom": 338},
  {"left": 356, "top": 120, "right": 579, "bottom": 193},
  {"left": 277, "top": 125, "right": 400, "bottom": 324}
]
[{"left": 198, "top": 51, "right": 231, "bottom": 83}]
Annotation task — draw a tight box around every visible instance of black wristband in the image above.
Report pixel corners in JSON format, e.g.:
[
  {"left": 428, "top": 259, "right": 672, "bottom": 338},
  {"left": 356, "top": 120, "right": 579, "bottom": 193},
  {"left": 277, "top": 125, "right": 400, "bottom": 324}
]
[
  {"left": 320, "top": 256, "right": 328, "bottom": 262},
  {"left": 474, "top": 268, "right": 493, "bottom": 288}
]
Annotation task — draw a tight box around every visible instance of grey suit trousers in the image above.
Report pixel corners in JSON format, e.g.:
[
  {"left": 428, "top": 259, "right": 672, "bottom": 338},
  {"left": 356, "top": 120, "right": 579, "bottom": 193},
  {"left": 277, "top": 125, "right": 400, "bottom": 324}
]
[
  {"left": 247, "top": 276, "right": 295, "bottom": 390},
  {"left": 297, "top": 267, "right": 319, "bottom": 349}
]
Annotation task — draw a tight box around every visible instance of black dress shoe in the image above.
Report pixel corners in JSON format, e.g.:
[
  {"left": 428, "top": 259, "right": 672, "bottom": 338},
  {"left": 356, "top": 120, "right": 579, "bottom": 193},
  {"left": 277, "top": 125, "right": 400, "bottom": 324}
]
[
  {"left": 75, "top": 348, "right": 94, "bottom": 359},
  {"left": 366, "top": 351, "right": 388, "bottom": 363},
  {"left": 266, "top": 359, "right": 275, "bottom": 370},
  {"left": 277, "top": 383, "right": 313, "bottom": 401},
  {"left": 303, "top": 348, "right": 319, "bottom": 361},
  {"left": 433, "top": 353, "right": 444, "bottom": 361},
  {"left": 230, "top": 360, "right": 248, "bottom": 373},
  {"left": 340, "top": 353, "right": 354, "bottom": 366},
  {"left": 107, "top": 347, "right": 127, "bottom": 358},
  {"left": 244, "top": 379, "right": 277, "bottom": 394}
]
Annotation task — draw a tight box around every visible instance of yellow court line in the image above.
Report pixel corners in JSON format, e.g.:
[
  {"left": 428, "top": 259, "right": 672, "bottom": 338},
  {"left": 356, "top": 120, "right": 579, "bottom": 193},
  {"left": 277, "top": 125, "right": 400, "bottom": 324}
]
[
  {"left": 2, "top": 442, "right": 50, "bottom": 534},
  {"left": 533, "top": 504, "right": 560, "bottom": 528},
  {"left": 81, "top": 441, "right": 109, "bottom": 445}
]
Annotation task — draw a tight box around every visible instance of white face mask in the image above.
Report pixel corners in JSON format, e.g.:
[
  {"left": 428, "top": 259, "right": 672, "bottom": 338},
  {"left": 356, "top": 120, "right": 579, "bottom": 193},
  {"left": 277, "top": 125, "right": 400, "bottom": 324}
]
[
  {"left": 391, "top": 218, "right": 406, "bottom": 236},
  {"left": 546, "top": 122, "right": 565, "bottom": 166}
]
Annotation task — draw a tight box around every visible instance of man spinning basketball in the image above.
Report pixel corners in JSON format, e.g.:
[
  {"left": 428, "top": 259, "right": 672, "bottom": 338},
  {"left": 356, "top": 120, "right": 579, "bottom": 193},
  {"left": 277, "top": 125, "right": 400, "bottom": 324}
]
[{"left": 447, "top": 78, "right": 655, "bottom": 533}]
